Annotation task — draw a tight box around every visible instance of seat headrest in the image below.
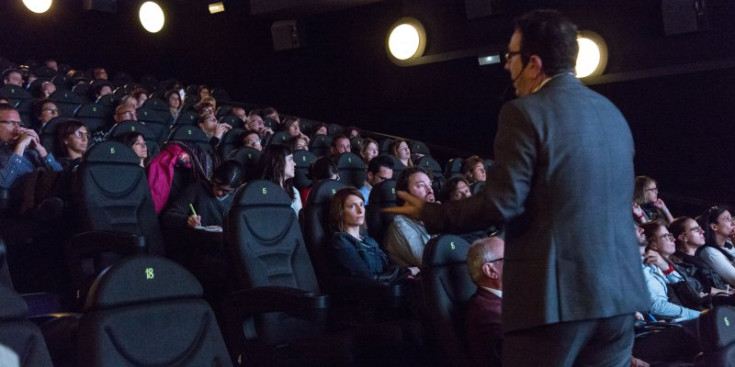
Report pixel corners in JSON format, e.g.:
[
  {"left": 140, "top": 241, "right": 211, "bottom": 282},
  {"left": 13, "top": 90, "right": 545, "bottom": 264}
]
[
  {"left": 234, "top": 179, "right": 292, "bottom": 207},
  {"left": 416, "top": 156, "right": 441, "bottom": 172},
  {"left": 83, "top": 141, "right": 140, "bottom": 164},
  {"left": 293, "top": 150, "right": 317, "bottom": 167},
  {"left": 84, "top": 255, "right": 202, "bottom": 311},
  {"left": 370, "top": 179, "right": 396, "bottom": 204},
  {"left": 109, "top": 121, "right": 154, "bottom": 140},
  {"left": 168, "top": 125, "right": 209, "bottom": 144},
  {"left": 423, "top": 235, "right": 471, "bottom": 267},
  {"left": 336, "top": 152, "right": 365, "bottom": 169},
  {"left": 305, "top": 179, "right": 348, "bottom": 206}
]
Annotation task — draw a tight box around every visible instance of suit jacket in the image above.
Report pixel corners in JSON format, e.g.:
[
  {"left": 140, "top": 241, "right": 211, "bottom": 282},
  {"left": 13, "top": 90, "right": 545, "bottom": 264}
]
[
  {"left": 465, "top": 287, "right": 502, "bottom": 366},
  {"left": 422, "top": 73, "right": 648, "bottom": 333}
]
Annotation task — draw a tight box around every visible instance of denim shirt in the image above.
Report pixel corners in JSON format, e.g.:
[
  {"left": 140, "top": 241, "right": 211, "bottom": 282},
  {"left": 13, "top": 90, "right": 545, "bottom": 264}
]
[{"left": 0, "top": 143, "right": 62, "bottom": 189}]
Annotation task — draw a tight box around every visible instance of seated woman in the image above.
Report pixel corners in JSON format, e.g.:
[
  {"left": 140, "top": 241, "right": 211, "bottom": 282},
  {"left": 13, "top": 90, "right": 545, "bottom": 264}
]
[
  {"left": 640, "top": 222, "right": 701, "bottom": 321},
  {"left": 633, "top": 176, "right": 674, "bottom": 224},
  {"left": 390, "top": 139, "right": 412, "bottom": 169},
  {"left": 33, "top": 99, "right": 59, "bottom": 132},
  {"left": 329, "top": 187, "right": 417, "bottom": 281},
  {"left": 56, "top": 120, "right": 89, "bottom": 169},
  {"left": 669, "top": 216, "right": 731, "bottom": 294},
  {"left": 697, "top": 206, "right": 735, "bottom": 286},
  {"left": 241, "top": 130, "right": 263, "bottom": 151},
  {"left": 258, "top": 144, "right": 302, "bottom": 214},
  {"left": 197, "top": 114, "right": 231, "bottom": 148},
  {"left": 359, "top": 138, "right": 379, "bottom": 164},
  {"left": 462, "top": 155, "right": 486, "bottom": 187},
  {"left": 288, "top": 135, "right": 309, "bottom": 152},
  {"left": 283, "top": 117, "right": 309, "bottom": 142},
  {"left": 311, "top": 123, "right": 328, "bottom": 137},
  {"left": 114, "top": 132, "right": 148, "bottom": 168},
  {"left": 166, "top": 89, "right": 182, "bottom": 120}
]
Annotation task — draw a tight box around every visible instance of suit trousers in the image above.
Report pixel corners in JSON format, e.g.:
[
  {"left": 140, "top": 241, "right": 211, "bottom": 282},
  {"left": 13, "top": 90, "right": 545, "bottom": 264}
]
[{"left": 503, "top": 314, "right": 634, "bottom": 367}]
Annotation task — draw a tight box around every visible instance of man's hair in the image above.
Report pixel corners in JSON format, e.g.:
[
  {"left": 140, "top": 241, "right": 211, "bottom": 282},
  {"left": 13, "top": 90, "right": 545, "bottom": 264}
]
[
  {"left": 467, "top": 238, "right": 501, "bottom": 284},
  {"left": 367, "top": 154, "right": 394, "bottom": 174},
  {"left": 515, "top": 9, "right": 578, "bottom": 76},
  {"left": 395, "top": 166, "right": 432, "bottom": 205},
  {"left": 0, "top": 102, "right": 18, "bottom": 113},
  {"left": 330, "top": 134, "right": 349, "bottom": 148}
]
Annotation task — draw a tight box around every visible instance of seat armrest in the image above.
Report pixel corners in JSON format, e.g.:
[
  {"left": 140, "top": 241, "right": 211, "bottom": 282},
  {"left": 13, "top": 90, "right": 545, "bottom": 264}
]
[
  {"left": 67, "top": 231, "right": 147, "bottom": 258},
  {"left": 229, "top": 286, "right": 329, "bottom": 318}
]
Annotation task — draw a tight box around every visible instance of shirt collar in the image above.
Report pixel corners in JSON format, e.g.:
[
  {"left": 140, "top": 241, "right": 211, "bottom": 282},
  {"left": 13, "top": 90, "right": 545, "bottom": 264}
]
[
  {"left": 481, "top": 286, "right": 502, "bottom": 298},
  {"left": 532, "top": 72, "right": 574, "bottom": 94}
]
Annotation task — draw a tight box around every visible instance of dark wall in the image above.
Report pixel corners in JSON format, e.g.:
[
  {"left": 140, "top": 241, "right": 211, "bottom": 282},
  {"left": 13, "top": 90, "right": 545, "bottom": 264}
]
[{"left": 1, "top": 0, "right": 735, "bottom": 207}]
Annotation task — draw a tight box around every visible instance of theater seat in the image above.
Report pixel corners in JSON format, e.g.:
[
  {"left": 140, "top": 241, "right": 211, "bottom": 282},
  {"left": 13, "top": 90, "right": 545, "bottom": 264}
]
[
  {"left": 0, "top": 286, "right": 54, "bottom": 367},
  {"left": 76, "top": 255, "right": 232, "bottom": 366},
  {"left": 415, "top": 155, "right": 443, "bottom": 193},
  {"left": 293, "top": 149, "right": 317, "bottom": 190},
  {"left": 222, "top": 179, "right": 353, "bottom": 366},
  {"left": 418, "top": 234, "right": 476, "bottom": 367},
  {"left": 309, "top": 134, "right": 332, "bottom": 157},
  {"left": 366, "top": 179, "right": 397, "bottom": 244},
  {"left": 228, "top": 147, "right": 261, "bottom": 182},
  {"left": 445, "top": 157, "right": 464, "bottom": 178},
  {"left": 335, "top": 152, "right": 366, "bottom": 188},
  {"left": 48, "top": 90, "right": 81, "bottom": 117},
  {"left": 218, "top": 127, "right": 244, "bottom": 161}
]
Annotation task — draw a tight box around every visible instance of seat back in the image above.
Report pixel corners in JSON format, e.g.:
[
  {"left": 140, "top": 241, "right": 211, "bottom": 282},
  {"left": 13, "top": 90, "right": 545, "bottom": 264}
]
[
  {"left": 419, "top": 235, "right": 475, "bottom": 367},
  {"left": 16, "top": 98, "right": 34, "bottom": 128},
  {"left": 135, "top": 106, "right": 169, "bottom": 143},
  {"left": 410, "top": 140, "right": 431, "bottom": 157},
  {"left": 267, "top": 131, "right": 291, "bottom": 146},
  {"left": 48, "top": 89, "right": 81, "bottom": 117},
  {"left": 72, "top": 141, "right": 164, "bottom": 255},
  {"left": 309, "top": 134, "right": 332, "bottom": 157},
  {"left": 301, "top": 179, "right": 348, "bottom": 286},
  {"left": 174, "top": 110, "right": 198, "bottom": 125},
  {"left": 228, "top": 147, "right": 261, "bottom": 182},
  {"left": 327, "top": 123, "right": 343, "bottom": 136},
  {"left": 366, "top": 179, "right": 397, "bottom": 243},
  {"left": 293, "top": 149, "right": 317, "bottom": 189},
  {"left": 445, "top": 157, "right": 464, "bottom": 178},
  {"left": 78, "top": 255, "right": 232, "bottom": 367},
  {"left": 227, "top": 179, "right": 320, "bottom": 292},
  {"left": 218, "top": 127, "right": 244, "bottom": 161},
  {"left": 219, "top": 114, "right": 243, "bottom": 129},
  {"left": 0, "top": 285, "right": 54, "bottom": 367},
  {"left": 0, "top": 84, "right": 31, "bottom": 105},
  {"left": 335, "top": 152, "right": 366, "bottom": 188},
  {"left": 75, "top": 102, "right": 112, "bottom": 133}
]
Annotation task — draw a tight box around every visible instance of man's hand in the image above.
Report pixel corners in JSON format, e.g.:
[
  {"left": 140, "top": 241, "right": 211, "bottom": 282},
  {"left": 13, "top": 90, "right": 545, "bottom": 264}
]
[
  {"left": 383, "top": 190, "right": 425, "bottom": 220},
  {"left": 643, "top": 249, "right": 669, "bottom": 271}
]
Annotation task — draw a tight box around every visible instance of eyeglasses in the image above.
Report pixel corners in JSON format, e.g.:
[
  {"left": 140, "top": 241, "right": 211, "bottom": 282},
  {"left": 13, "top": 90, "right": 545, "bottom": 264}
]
[
  {"left": 0, "top": 120, "right": 24, "bottom": 128},
  {"left": 245, "top": 138, "right": 261, "bottom": 145},
  {"left": 504, "top": 50, "right": 522, "bottom": 62},
  {"left": 73, "top": 130, "right": 89, "bottom": 139},
  {"left": 43, "top": 108, "right": 59, "bottom": 114},
  {"left": 487, "top": 258, "right": 504, "bottom": 263},
  {"left": 686, "top": 226, "right": 704, "bottom": 234},
  {"left": 118, "top": 111, "right": 136, "bottom": 117},
  {"left": 658, "top": 233, "right": 675, "bottom": 241},
  {"left": 375, "top": 174, "right": 391, "bottom": 182}
]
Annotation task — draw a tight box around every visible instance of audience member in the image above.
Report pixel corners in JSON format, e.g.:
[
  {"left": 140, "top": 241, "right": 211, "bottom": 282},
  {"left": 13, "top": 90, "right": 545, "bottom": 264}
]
[
  {"left": 245, "top": 112, "right": 273, "bottom": 138},
  {"left": 465, "top": 236, "right": 504, "bottom": 367},
  {"left": 56, "top": 119, "right": 88, "bottom": 168},
  {"left": 258, "top": 144, "right": 301, "bottom": 214},
  {"left": 114, "top": 132, "right": 148, "bottom": 168},
  {"left": 132, "top": 88, "right": 148, "bottom": 108},
  {"left": 360, "top": 154, "right": 393, "bottom": 205},
  {"left": 45, "top": 59, "right": 58, "bottom": 71},
  {"left": 241, "top": 130, "right": 262, "bottom": 151},
  {"left": 196, "top": 102, "right": 215, "bottom": 118},
  {"left": 312, "top": 123, "right": 328, "bottom": 137},
  {"left": 38, "top": 81, "right": 56, "bottom": 99},
  {"left": 640, "top": 222, "right": 701, "bottom": 321},
  {"left": 345, "top": 126, "right": 360, "bottom": 139},
  {"left": 166, "top": 89, "right": 182, "bottom": 120},
  {"left": 197, "top": 114, "right": 231, "bottom": 147},
  {"left": 288, "top": 135, "right": 309, "bottom": 152},
  {"left": 328, "top": 187, "right": 417, "bottom": 283},
  {"left": 359, "top": 138, "right": 379, "bottom": 164},
  {"left": 0, "top": 103, "right": 62, "bottom": 190},
  {"left": 697, "top": 206, "right": 735, "bottom": 286},
  {"left": 438, "top": 176, "right": 472, "bottom": 202},
  {"left": 198, "top": 84, "right": 210, "bottom": 100},
  {"left": 33, "top": 99, "right": 59, "bottom": 132},
  {"left": 384, "top": 166, "right": 435, "bottom": 267},
  {"left": 93, "top": 67, "right": 108, "bottom": 80},
  {"left": 2, "top": 69, "right": 23, "bottom": 87},
  {"left": 302, "top": 156, "right": 339, "bottom": 203},
  {"left": 231, "top": 107, "right": 247, "bottom": 123},
  {"left": 462, "top": 155, "right": 486, "bottom": 186},
  {"left": 390, "top": 139, "right": 412, "bottom": 168},
  {"left": 330, "top": 134, "right": 351, "bottom": 158},
  {"left": 633, "top": 176, "right": 674, "bottom": 224}
]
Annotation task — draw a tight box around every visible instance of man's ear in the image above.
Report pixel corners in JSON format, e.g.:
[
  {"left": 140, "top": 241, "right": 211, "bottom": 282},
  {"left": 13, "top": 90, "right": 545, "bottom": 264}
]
[
  {"left": 527, "top": 54, "right": 544, "bottom": 78},
  {"left": 482, "top": 263, "right": 498, "bottom": 279}
]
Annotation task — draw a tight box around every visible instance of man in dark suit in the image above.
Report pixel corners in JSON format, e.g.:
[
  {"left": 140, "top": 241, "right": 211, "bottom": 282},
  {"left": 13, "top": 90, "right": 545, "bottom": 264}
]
[
  {"left": 387, "top": 9, "right": 648, "bottom": 366},
  {"left": 465, "top": 237, "right": 504, "bottom": 366}
]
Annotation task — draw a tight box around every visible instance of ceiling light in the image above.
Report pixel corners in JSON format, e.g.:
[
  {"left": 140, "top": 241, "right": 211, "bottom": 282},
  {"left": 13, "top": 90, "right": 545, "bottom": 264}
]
[
  {"left": 139, "top": 1, "right": 165, "bottom": 33},
  {"left": 209, "top": 2, "right": 225, "bottom": 14},
  {"left": 23, "top": 0, "right": 52, "bottom": 13},
  {"left": 576, "top": 30, "right": 608, "bottom": 78},
  {"left": 387, "top": 17, "right": 427, "bottom": 65}
]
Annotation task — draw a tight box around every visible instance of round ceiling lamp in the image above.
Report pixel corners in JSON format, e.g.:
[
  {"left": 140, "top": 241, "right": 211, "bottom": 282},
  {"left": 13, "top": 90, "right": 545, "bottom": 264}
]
[
  {"left": 576, "top": 30, "right": 608, "bottom": 78},
  {"left": 139, "top": 1, "right": 165, "bottom": 33},
  {"left": 23, "top": 0, "right": 52, "bottom": 13},
  {"left": 386, "top": 17, "right": 427, "bottom": 65}
]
